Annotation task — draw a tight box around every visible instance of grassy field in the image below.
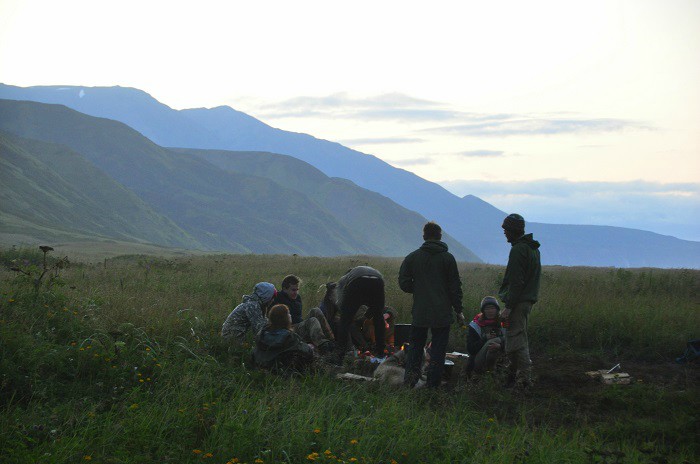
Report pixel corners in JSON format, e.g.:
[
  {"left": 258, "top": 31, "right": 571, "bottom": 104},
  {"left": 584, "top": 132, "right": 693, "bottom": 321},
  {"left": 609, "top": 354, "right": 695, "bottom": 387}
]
[{"left": 1, "top": 247, "right": 698, "bottom": 463}]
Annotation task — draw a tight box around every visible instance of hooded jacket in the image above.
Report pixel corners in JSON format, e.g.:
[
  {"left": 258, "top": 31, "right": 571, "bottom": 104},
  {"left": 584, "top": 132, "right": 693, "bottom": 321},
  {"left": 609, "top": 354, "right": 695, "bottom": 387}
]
[
  {"left": 252, "top": 327, "right": 313, "bottom": 369},
  {"left": 399, "top": 240, "right": 464, "bottom": 327},
  {"left": 498, "top": 233, "right": 541, "bottom": 308}
]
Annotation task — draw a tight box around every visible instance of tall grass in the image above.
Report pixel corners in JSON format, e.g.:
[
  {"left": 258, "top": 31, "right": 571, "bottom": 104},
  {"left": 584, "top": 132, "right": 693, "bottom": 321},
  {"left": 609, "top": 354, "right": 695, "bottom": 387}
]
[{"left": 1, "top": 249, "right": 698, "bottom": 463}]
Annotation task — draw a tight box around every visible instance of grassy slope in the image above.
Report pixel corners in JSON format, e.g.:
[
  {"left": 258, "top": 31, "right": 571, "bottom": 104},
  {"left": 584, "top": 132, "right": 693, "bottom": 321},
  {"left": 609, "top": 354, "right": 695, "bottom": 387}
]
[
  {"left": 1, "top": 250, "right": 698, "bottom": 463},
  {"left": 178, "top": 148, "right": 481, "bottom": 263},
  {"left": 0, "top": 131, "right": 202, "bottom": 248}
]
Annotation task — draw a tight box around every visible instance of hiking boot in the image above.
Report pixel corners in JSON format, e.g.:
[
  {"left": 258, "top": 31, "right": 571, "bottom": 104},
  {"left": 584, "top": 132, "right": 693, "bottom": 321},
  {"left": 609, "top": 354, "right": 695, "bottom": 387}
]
[
  {"left": 517, "top": 377, "right": 534, "bottom": 389},
  {"left": 317, "top": 340, "right": 336, "bottom": 355},
  {"left": 503, "top": 372, "right": 517, "bottom": 389}
]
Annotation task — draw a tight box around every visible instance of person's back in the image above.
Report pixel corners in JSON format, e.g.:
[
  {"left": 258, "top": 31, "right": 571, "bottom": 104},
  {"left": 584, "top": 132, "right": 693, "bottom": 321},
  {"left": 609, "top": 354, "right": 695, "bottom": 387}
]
[
  {"left": 399, "top": 222, "right": 465, "bottom": 388},
  {"left": 400, "top": 240, "right": 462, "bottom": 328},
  {"left": 252, "top": 304, "right": 313, "bottom": 374}
]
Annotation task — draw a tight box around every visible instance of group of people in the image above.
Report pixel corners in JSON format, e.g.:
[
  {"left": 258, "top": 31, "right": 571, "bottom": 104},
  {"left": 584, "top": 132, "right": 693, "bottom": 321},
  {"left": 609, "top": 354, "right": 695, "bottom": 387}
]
[{"left": 221, "top": 213, "right": 541, "bottom": 389}]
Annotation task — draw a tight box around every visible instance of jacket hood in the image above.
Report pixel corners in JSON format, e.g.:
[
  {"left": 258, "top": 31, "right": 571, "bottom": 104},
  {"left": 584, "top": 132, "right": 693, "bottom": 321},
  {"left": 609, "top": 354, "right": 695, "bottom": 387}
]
[
  {"left": 419, "top": 240, "right": 449, "bottom": 254},
  {"left": 513, "top": 233, "right": 540, "bottom": 250}
]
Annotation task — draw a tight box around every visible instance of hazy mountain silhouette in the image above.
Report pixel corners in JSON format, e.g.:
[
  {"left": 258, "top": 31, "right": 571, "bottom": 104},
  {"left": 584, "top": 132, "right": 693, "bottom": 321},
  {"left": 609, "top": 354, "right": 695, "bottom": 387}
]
[{"left": 1, "top": 84, "right": 698, "bottom": 268}]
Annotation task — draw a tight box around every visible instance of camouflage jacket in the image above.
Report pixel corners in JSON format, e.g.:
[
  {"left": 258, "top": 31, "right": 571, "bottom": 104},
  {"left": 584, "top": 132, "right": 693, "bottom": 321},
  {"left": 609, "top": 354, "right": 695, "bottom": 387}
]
[{"left": 221, "top": 294, "right": 267, "bottom": 341}]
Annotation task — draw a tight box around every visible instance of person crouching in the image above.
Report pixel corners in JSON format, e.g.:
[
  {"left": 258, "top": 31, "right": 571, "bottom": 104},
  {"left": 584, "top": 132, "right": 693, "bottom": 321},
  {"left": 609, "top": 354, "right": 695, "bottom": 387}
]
[{"left": 465, "top": 296, "right": 505, "bottom": 379}]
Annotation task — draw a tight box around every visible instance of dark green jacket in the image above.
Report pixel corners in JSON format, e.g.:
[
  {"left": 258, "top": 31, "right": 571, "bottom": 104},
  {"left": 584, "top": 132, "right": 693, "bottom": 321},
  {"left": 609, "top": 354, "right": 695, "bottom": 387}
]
[
  {"left": 252, "top": 327, "right": 313, "bottom": 369},
  {"left": 498, "top": 233, "right": 541, "bottom": 308},
  {"left": 399, "top": 240, "right": 463, "bottom": 327}
]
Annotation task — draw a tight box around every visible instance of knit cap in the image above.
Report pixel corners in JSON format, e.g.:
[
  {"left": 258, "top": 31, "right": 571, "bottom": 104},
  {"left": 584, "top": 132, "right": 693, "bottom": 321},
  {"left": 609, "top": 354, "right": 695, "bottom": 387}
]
[
  {"left": 480, "top": 296, "right": 501, "bottom": 313},
  {"left": 502, "top": 213, "right": 525, "bottom": 232},
  {"left": 253, "top": 282, "right": 277, "bottom": 303}
]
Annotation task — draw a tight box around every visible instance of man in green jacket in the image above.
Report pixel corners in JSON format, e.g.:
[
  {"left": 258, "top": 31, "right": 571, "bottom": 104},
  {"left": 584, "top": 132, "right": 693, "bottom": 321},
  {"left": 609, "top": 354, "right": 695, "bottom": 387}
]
[
  {"left": 400, "top": 222, "right": 466, "bottom": 388},
  {"left": 498, "top": 213, "right": 541, "bottom": 388}
]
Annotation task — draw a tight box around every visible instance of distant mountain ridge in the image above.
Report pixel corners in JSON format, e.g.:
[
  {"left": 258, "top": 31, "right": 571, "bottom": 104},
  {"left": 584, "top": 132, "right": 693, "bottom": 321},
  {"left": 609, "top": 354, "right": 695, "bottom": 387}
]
[
  {"left": 1, "top": 83, "right": 699, "bottom": 268},
  {"left": 0, "top": 99, "right": 478, "bottom": 260}
]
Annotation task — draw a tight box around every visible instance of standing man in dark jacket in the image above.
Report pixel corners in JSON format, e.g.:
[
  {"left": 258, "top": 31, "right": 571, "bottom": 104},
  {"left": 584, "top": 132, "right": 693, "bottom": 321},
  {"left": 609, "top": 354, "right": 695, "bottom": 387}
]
[
  {"left": 498, "top": 213, "right": 541, "bottom": 388},
  {"left": 400, "top": 222, "right": 466, "bottom": 388}
]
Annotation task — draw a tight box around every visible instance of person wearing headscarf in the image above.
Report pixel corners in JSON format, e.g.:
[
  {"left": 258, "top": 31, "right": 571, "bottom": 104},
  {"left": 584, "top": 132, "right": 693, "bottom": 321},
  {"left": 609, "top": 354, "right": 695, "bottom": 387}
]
[{"left": 221, "top": 282, "right": 277, "bottom": 343}]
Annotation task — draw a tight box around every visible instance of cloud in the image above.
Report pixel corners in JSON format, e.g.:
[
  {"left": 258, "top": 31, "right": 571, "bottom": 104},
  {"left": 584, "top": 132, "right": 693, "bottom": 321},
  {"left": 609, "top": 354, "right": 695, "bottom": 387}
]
[
  {"left": 439, "top": 179, "right": 700, "bottom": 241},
  {"left": 458, "top": 150, "right": 505, "bottom": 157},
  {"left": 425, "top": 117, "right": 649, "bottom": 137},
  {"left": 254, "top": 92, "right": 650, "bottom": 136},
  {"left": 339, "top": 137, "right": 424, "bottom": 145},
  {"left": 390, "top": 157, "right": 434, "bottom": 166},
  {"left": 255, "top": 92, "right": 478, "bottom": 122}
]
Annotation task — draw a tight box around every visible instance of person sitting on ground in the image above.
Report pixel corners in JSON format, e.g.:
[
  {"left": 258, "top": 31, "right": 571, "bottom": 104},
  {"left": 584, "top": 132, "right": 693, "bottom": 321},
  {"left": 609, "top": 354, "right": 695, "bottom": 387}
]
[
  {"left": 465, "top": 296, "right": 506, "bottom": 378},
  {"left": 221, "top": 282, "right": 277, "bottom": 344},
  {"left": 252, "top": 304, "right": 314, "bottom": 374},
  {"left": 272, "top": 274, "right": 335, "bottom": 353}
]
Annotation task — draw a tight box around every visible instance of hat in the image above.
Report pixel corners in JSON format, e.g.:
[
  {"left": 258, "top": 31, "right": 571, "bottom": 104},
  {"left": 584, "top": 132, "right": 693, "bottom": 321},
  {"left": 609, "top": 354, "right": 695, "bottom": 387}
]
[
  {"left": 502, "top": 213, "right": 525, "bottom": 232},
  {"left": 253, "top": 282, "right": 277, "bottom": 303},
  {"left": 480, "top": 296, "right": 501, "bottom": 313}
]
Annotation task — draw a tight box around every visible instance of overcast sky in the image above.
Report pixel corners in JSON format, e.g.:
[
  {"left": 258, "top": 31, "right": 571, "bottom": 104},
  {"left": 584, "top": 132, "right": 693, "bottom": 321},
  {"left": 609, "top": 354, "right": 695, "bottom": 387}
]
[{"left": 1, "top": 0, "right": 698, "bottom": 240}]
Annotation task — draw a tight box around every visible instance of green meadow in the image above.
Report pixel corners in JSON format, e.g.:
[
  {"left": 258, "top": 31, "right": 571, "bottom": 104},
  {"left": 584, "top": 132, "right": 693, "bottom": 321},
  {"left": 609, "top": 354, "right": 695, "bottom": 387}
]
[{"left": 1, "top": 247, "right": 698, "bottom": 463}]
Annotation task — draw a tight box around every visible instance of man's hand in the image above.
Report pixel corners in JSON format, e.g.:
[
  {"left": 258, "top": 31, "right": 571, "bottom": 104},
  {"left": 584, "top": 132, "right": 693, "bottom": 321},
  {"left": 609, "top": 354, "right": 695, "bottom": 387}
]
[
  {"left": 456, "top": 312, "right": 466, "bottom": 327},
  {"left": 501, "top": 307, "right": 511, "bottom": 320},
  {"left": 488, "top": 342, "right": 501, "bottom": 351}
]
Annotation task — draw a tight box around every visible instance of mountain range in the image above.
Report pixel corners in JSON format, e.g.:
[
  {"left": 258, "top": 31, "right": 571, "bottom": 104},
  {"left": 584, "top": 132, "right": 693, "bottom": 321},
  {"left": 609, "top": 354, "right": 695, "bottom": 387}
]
[
  {"left": 0, "top": 98, "right": 477, "bottom": 260},
  {"left": 0, "top": 83, "right": 698, "bottom": 268}
]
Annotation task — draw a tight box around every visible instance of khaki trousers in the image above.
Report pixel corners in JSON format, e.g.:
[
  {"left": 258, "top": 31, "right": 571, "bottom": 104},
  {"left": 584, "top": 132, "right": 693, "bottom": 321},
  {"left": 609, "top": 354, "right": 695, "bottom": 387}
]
[
  {"left": 294, "top": 307, "right": 333, "bottom": 346},
  {"left": 505, "top": 301, "right": 533, "bottom": 381}
]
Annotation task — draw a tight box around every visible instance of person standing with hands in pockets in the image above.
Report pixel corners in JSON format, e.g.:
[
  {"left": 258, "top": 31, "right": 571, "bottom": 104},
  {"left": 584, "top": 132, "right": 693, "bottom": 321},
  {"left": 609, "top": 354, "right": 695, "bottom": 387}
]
[{"left": 400, "top": 221, "right": 466, "bottom": 389}]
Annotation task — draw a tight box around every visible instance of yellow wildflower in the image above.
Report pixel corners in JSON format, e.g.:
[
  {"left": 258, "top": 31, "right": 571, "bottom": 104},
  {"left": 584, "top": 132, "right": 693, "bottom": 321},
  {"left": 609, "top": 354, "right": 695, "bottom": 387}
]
[
  {"left": 350, "top": 439, "right": 358, "bottom": 445},
  {"left": 129, "top": 403, "right": 138, "bottom": 410},
  {"left": 193, "top": 449, "right": 203, "bottom": 454},
  {"left": 83, "top": 456, "right": 92, "bottom": 461},
  {"left": 254, "top": 459, "right": 264, "bottom": 463},
  {"left": 488, "top": 418, "right": 495, "bottom": 423},
  {"left": 313, "top": 428, "right": 321, "bottom": 434},
  {"left": 204, "top": 453, "right": 214, "bottom": 459}
]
